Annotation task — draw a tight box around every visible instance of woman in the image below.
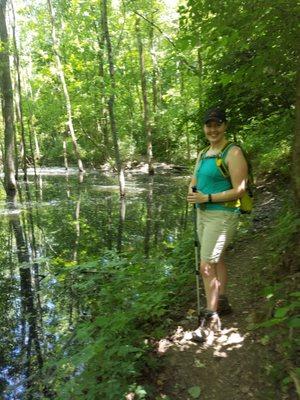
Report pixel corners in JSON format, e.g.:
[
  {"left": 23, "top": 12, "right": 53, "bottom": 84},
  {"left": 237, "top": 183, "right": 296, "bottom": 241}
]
[{"left": 187, "top": 107, "right": 248, "bottom": 342}]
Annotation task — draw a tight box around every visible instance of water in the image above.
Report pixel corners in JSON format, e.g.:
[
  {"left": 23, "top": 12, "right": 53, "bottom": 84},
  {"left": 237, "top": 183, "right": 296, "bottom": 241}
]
[{"left": 0, "top": 168, "right": 190, "bottom": 399}]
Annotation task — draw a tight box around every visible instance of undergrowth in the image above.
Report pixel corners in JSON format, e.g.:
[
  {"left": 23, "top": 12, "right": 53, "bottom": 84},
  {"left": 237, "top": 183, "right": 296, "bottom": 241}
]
[
  {"left": 39, "top": 228, "right": 195, "bottom": 399},
  {"left": 249, "top": 198, "right": 300, "bottom": 398}
]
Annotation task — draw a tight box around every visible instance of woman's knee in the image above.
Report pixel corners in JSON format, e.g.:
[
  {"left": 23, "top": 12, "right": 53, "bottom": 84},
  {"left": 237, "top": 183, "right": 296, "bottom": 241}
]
[{"left": 200, "top": 260, "right": 216, "bottom": 278}]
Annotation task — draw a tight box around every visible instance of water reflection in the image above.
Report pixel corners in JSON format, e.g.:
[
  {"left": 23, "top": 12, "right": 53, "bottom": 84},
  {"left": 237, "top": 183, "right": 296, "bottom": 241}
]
[
  {"left": 144, "top": 176, "right": 154, "bottom": 258},
  {"left": 0, "top": 169, "right": 189, "bottom": 399},
  {"left": 6, "top": 192, "right": 44, "bottom": 399}
]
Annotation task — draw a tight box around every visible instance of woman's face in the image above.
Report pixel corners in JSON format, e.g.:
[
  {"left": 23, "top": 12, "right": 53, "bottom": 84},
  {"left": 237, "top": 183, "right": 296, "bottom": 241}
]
[{"left": 203, "top": 120, "right": 227, "bottom": 145}]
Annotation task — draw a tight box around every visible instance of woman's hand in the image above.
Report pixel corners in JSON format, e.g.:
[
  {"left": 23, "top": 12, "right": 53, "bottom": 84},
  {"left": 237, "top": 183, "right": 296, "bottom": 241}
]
[{"left": 187, "top": 190, "right": 208, "bottom": 204}]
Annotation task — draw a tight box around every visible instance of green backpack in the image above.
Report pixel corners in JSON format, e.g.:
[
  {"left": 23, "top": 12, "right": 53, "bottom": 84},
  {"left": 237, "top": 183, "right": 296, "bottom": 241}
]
[{"left": 215, "top": 142, "right": 254, "bottom": 214}]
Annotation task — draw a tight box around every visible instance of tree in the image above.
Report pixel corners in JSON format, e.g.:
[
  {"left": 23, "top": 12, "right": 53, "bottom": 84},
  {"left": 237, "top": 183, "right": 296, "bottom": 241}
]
[
  {"left": 136, "top": 17, "right": 154, "bottom": 174},
  {"left": 101, "top": 0, "right": 125, "bottom": 197},
  {"left": 11, "top": 0, "right": 28, "bottom": 181},
  {"left": 47, "top": 0, "right": 84, "bottom": 172},
  {"left": 0, "top": 0, "right": 16, "bottom": 195}
]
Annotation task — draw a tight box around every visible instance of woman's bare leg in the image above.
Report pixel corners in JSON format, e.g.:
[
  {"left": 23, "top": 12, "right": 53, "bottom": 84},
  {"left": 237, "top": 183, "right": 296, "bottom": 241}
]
[
  {"left": 215, "top": 257, "right": 227, "bottom": 296},
  {"left": 200, "top": 260, "right": 220, "bottom": 312}
]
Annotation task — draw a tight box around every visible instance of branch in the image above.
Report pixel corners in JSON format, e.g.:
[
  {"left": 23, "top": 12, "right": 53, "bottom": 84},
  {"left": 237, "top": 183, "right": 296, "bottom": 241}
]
[{"left": 132, "top": 10, "right": 198, "bottom": 75}]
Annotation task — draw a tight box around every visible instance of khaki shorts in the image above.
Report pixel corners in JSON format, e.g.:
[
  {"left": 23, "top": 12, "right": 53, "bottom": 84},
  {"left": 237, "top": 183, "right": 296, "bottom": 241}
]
[{"left": 197, "top": 209, "right": 239, "bottom": 263}]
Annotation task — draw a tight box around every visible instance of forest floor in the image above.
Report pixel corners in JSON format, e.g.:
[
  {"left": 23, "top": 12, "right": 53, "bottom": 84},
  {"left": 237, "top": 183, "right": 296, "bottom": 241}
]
[{"left": 147, "top": 178, "right": 297, "bottom": 400}]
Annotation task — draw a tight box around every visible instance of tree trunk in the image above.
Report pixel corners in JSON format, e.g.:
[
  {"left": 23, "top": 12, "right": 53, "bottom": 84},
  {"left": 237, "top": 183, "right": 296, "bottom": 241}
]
[
  {"left": 11, "top": 1, "right": 28, "bottom": 181},
  {"left": 0, "top": 0, "right": 17, "bottom": 195},
  {"left": 149, "top": 18, "right": 158, "bottom": 116},
  {"left": 293, "top": 67, "right": 300, "bottom": 206},
  {"left": 27, "top": 81, "right": 41, "bottom": 163},
  {"left": 47, "top": 0, "right": 84, "bottom": 172},
  {"left": 136, "top": 18, "right": 154, "bottom": 175},
  {"left": 179, "top": 61, "right": 191, "bottom": 162},
  {"left": 63, "top": 137, "right": 68, "bottom": 170},
  {"left": 101, "top": 0, "right": 125, "bottom": 197},
  {"left": 28, "top": 121, "right": 38, "bottom": 177},
  {"left": 92, "top": 13, "right": 110, "bottom": 159},
  {"left": 196, "top": 37, "right": 203, "bottom": 150}
]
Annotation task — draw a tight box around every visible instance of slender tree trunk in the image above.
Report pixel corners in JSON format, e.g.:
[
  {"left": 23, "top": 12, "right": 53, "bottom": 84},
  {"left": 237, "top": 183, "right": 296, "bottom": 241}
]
[
  {"left": 150, "top": 21, "right": 158, "bottom": 115},
  {"left": 63, "top": 136, "right": 68, "bottom": 170},
  {"left": 149, "top": 16, "right": 160, "bottom": 136},
  {"left": 196, "top": 37, "right": 203, "bottom": 150},
  {"left": 101, "top": 0, "right": 125, "bottom": 197},
  {"left": 136, "top": 18, "right": 154, "bottom": 175},
  {"left": 293, "top": 67, "right": 300, "bottom": 206},
  {"left": 179, "top": 61, "right": 191, "bottom": 162},
  {"left": 47, "top": 0, "right": 84, "bottom": 172},
  {"left": 28, "top": 120, "right": 38, "bottom": 177},
  {"left": 11, "top": 1, "right": 28, "bottom": 181},
  {"left": 33, "top": 129, "right": 41, "bottom": 161},
  {"left": 0, "top": 0, "right": 16, "bottom": 195},
  {"left": 27, "top": 81, "right": 41, "bottom": 163},
  {"left": 92, "top": 14, "right": 110, "bottom": 158}
]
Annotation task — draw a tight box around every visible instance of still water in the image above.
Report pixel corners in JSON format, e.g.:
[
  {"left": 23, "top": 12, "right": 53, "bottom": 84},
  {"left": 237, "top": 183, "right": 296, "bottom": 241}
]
[{"left": 0, "top": 168, "right": 190, "bottom": 399}]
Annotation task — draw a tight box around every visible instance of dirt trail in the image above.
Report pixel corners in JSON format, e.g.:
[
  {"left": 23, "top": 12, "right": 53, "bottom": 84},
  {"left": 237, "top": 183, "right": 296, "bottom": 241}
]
[{"left": 151, "top": 183, "right": 294, "bottom": 400}]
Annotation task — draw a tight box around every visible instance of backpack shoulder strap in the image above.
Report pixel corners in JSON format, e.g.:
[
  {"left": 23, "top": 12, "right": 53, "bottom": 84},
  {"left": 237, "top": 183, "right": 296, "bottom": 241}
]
[
  {"left": 193, "top": 145, "right": 210, "bottom": 177},
  {"left": 220, "top": 141, "right": 237, "bottom": 158},
  {"left": 216, "top": 141, "right": 236, "bottom": 177},
  {"left": 217, "top": 142, "right": 252, "bottom": 181}
]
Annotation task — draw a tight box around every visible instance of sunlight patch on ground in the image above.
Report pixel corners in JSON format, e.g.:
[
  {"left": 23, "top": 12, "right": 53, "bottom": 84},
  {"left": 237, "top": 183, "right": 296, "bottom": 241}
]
[{"left": 157, "top": 324, "right": 248, "bottom": 356}]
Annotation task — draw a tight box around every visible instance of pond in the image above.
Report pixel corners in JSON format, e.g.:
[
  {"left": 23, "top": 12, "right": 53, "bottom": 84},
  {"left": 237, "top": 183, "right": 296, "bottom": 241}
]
[{"left": 0, "top": 167, "right": 190, "bottom": 399}]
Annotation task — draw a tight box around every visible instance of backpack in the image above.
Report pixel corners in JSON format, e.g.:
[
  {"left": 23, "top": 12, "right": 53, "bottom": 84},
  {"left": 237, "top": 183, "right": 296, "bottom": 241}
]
[{"left": 215, "top": 142, "right": 254, "bottom": 214}]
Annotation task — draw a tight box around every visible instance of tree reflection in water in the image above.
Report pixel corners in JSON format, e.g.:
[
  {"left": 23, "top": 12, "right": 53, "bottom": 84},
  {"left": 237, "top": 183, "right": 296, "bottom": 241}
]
[{"left": 0, "top": 170, "right": 188, "bottom": 399}]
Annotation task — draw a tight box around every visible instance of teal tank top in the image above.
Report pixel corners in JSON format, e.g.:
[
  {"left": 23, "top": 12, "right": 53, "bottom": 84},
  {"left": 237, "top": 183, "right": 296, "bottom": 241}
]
[{"left": 195, "top": 146, "right": 239, "bottom": 212}]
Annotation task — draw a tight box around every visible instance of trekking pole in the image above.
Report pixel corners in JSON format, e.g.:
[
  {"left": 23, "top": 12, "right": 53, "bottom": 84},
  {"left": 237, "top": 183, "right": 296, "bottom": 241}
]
[{"left": 192, "top": 186, "right": 201, "bottom": 325}]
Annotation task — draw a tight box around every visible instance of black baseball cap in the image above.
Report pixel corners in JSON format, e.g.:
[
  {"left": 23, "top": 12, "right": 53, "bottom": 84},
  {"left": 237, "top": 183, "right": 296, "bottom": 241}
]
[{"left": 203, "top": 107, "right": 227, "bottom": 124}]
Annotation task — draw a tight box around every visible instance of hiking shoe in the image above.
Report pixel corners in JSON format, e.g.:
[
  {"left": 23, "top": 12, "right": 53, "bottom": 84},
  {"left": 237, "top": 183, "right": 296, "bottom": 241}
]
[
  {"left": 191, "top": 310, "right": 221, "bottom": 343},
  {"left": 204, "top": 310, "right": 221, "bottom": 332},
  {"left": 217, "top": 295, "right": 233, "bottom": 316}
]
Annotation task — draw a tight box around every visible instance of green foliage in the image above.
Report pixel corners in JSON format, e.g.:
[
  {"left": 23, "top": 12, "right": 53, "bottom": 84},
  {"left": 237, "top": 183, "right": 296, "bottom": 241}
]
[
  {"left": 249, "top": 201, "right": 300, "bottom": 394},
  {"left": 40, "top": 230, "right": 194, "bottom": 399},
  {"left": 188, "top": 385, "right": 201, "bottom": 398},
  {"left": 7, "top": 0, "right": 297, "bottom": 171},
  {"left": 239, "top": 110, "right": 294, "bottom": 176}
]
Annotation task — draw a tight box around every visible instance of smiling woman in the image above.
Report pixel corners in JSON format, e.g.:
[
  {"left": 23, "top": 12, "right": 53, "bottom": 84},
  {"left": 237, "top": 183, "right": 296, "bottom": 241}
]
[{"left": 187, "top": 107, "right": 248, "bottom": 343}]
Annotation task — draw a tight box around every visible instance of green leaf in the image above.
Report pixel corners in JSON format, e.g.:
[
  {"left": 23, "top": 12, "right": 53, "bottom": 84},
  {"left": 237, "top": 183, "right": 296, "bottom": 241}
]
[
  {"left": 287, "top": 317, "right": 300, "bottom": 328},
  {"left": 282, "top": 376, "right": 291, "bottom": 386},
  {"left": 290, "top": 292, "right": 300, "bottom": 298},
  {"left": 260, "top": 335, "right": 270, "bottom": 345},
  {"left": 188, "top": 386, "right": 201, "bottom": 398},
  {"left": 194, "top": 359, "right": 206, "bottom": 368},
  {"left": 134, "top": 385, "right": 147, "bottom": 399},
  {"left": 257, "top": 318, "right": 281, "bottom": 328},
  {"left": 274, "top": 307, "right": 290, "bottom": 318}
]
